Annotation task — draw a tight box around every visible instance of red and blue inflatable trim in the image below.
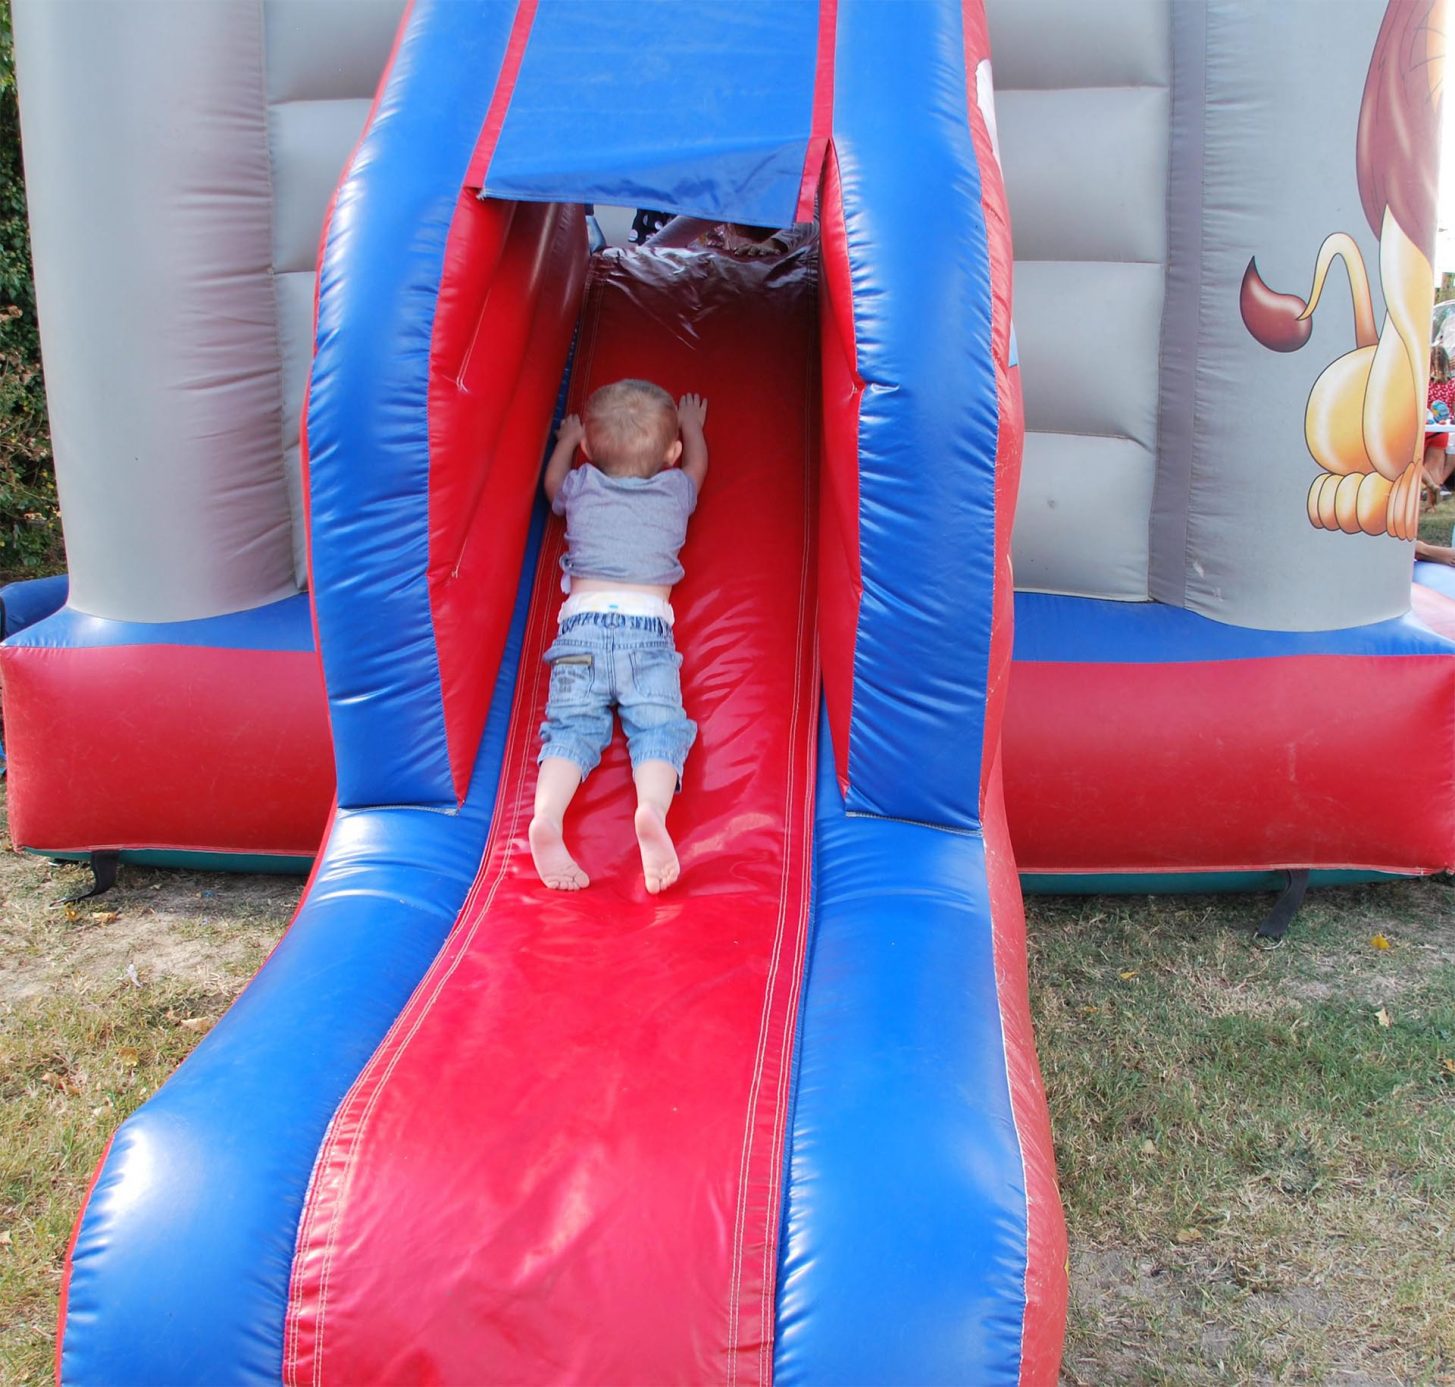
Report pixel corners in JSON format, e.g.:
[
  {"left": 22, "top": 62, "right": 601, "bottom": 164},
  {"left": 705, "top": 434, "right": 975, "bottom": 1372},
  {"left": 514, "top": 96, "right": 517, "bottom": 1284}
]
[
  {"left": 1006, "top": 591, "right": 1455, "bottom": 875},
  {"left": 1014, "top": 590, "right": 1455, "bottom": 663},
  {"left": 0, "top": 597, "right": 331, "bottom": 859},
  {"left": 54, "top": 520, "right": 542, "bottom": 1385},
  {"left": 776, "top": 707, "right": 1065, "bottom": 1385}
]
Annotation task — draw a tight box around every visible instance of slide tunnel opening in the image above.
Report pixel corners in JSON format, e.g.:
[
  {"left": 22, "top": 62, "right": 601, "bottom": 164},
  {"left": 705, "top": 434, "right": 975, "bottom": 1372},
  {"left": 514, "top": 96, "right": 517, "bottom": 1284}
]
[{"left": 430, "top": 186, "right": 845, "bottom": 803}]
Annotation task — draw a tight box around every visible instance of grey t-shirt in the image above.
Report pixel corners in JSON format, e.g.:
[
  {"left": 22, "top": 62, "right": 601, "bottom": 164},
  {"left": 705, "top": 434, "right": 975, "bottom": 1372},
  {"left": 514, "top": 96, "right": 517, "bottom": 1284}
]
[{"left": 553, "top": 464, "right": 698, "bottom": 587}]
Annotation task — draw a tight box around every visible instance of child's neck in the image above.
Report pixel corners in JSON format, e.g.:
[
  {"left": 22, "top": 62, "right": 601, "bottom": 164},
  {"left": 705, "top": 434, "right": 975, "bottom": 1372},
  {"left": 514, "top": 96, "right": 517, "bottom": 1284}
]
[{"left": 596, "top": 458, "right": 667, "bottom": 481}]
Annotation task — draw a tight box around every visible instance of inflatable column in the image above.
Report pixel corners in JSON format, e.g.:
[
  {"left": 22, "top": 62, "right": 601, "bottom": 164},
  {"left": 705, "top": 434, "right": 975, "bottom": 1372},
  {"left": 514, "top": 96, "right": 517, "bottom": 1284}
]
[{"left": 1, "top": 1, "right": 404, "bottom": 864}]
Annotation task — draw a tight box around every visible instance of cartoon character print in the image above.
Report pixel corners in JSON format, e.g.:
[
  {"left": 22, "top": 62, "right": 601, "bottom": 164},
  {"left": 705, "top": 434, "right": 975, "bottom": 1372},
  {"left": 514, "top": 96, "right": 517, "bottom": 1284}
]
[{"left": 1241, "top": 0, "right": 1445, "bottom": 541}]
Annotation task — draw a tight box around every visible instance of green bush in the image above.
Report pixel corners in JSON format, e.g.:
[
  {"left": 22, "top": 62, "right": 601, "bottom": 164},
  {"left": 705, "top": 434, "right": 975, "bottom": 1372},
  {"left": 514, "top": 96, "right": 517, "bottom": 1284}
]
[{"left": 0, "top": 4, "right": 60, "bottom": 582}]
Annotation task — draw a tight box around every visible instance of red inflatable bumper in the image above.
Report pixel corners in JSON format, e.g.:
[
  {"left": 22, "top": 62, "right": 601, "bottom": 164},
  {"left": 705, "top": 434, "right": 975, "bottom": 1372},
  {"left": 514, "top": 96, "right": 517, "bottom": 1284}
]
[
  {"left": 1, "top": 633, "right": 332, "bottom": 858},
  {"left": 1004, "top": 592, "right": 1455, "bottom": 876}
]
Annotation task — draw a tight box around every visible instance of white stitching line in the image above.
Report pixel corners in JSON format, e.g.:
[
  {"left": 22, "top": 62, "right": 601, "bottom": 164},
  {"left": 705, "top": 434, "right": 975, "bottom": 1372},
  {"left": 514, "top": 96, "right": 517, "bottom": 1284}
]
[
  {"left": 825, "top": 149, "right": 865, "bottom": 805},
  {"left": 299, "top": 245, "right": 602, "bottom": 1373},
  {"left": 765, "top": 669, "right": 819, "bottom": 1372},
  {"left": 279, "top": 838, "right": 343, "bottom": 1382},
  {"left": 724, "top": 615, "right": 794, "bottom": 1384},
  {"left": 756, "top": 353, "right": 822, "bottom": 1385},
  {"left": 727, "top": 373, "right": 818, "bottom": 1385},
  {"left": 757, "top": 653, "right": 819, "bottom": 1384},
  {"left": 843, "top": 808, "right": 983, "bottom": 838},
  {"left": 985, "top": 830, "right": 1040, "bottom": 1387},
  {"left": 295, "top": 266, "right": 604, "bottom": 1379},
  {"left": 284, "top": 1124, "right": 319, "bottom": 1376},
  {"left": 309, "top": 531, "right": 559, "bottom": 1379}
]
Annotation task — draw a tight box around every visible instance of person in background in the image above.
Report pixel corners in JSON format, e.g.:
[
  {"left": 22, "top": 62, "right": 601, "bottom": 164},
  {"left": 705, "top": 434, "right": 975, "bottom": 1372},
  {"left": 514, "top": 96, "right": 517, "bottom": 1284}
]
[
  {"left": 1421, "top": 344, "right": 1455, "bottom": 506},
  {"left": 629, "top": 208, "right": 674, "bottom": 245}
]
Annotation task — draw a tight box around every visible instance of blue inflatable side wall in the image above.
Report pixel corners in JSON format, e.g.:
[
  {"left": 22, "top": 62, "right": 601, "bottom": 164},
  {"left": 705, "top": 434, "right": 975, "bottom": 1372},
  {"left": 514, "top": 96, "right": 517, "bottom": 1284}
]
[
  {"left": 57, "top": 516, "right": 542, "bottom": 1385},
  {"left": 306, "top": 0, "right": 520, "bottom": 812},
  {"left": 830, "top": 0, "right": 1001, "bottom": 829},
  {"left": 776, "top": 707, "right": 1035, "bottom": 1386},
  {"left": 0, "top": 574, "right": 68, "bottom": 638}
]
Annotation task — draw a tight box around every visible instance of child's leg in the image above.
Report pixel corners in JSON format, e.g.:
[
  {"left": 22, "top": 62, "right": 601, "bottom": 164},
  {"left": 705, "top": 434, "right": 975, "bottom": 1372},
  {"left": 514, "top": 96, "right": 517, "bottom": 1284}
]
[
  {"left": 530, "top": 757, "right": 589, "bottom": 890},
  {"left": 632, "top": 759, "right": 680, "bottom": 895},
  {"left": 1423, "top": 443, "right": 1446, "bottom": 505},
  {"left": 618, "top": 637, "right": 697, "bottom": 895},
  {"left": 1428, "top": 442, "right": 1455, "bottom": 490},
  {"left": 533, "top": 636, "right": 613, "bottom": 891}
]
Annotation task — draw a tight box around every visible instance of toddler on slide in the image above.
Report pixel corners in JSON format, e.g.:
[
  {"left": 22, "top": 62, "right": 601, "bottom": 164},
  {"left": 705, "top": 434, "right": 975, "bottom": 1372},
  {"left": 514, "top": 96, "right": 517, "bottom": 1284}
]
[{"left": 530, "top": 380, "right": 708, "bottom": 894}]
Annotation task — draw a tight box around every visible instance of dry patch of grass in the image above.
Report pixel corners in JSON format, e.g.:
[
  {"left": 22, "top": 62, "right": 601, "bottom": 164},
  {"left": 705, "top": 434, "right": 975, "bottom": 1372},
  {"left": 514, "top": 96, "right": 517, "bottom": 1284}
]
[
  {"left": 0, "top": 791, "right": 299, "bottom": 1385},
  {"left": 1420, "top": 489, "right": 1455, "bottom": 544},
  {"left": 0, "top": 975, "right": 247, "bottom": 1382},
  {"left": 1419, "top": 489, "right": 1455, "bottom": 547},
  {"left": 0, "top": 857, "right": 295, "bottom": 1010},
  {"left": 1028, "top": 882, "right": 1455, "bottom": 1385}
]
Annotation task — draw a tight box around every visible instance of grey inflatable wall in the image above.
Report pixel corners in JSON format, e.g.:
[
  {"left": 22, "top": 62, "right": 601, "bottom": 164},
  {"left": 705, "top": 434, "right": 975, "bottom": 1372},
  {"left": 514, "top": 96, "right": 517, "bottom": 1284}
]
[
  {"left": 991, "top": 0, "right": 1172, "bottom": 605},
  {"left": 13, "top": 0, "right": 1433, "bottom": 632},
  {"left": 1153, "top": 0, "right": 1426, "bottom": 629},
  {"left": 12, "top": 0, "right": 399, "bottom": 622},
  {"left": 993, "top": 0, "right": 1431, "bottom": 629}
]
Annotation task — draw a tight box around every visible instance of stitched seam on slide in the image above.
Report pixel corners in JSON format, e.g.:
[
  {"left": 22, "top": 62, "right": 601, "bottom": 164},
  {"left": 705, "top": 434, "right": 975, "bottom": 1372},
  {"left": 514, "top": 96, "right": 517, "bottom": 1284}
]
[
  {"left": 724, "top": 595, "right": 794, "bottom": 1383},
  {"left": 988, "top": 845, "right": 1038, "bottom": 1387},
  {"left": 756, "top": 358, "right": 822, "bottom": 1384},
  {"left": 307, "top": 524, "right": 560, "bottom": 1379},
  {"left": 758, "top": 652, "right": 819, "bottom": 1381},
  {"left": 299, "top": 279, "right": 603, "bottom": 1374},
  {"left": 726, "top": 403, "right": 817, "bottom": 1385}
]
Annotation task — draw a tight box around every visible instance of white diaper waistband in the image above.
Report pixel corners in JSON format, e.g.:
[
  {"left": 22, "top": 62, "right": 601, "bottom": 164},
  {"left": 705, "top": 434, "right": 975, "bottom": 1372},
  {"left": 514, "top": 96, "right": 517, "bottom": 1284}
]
[{"left": 559, "top": 591, "right": 676, "bottom": 626}]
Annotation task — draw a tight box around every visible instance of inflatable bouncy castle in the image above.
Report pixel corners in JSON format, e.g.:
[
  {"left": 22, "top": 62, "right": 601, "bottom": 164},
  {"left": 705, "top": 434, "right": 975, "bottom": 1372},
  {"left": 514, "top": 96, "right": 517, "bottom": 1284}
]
[{"left": 0, "top": 0, "right": 1449, "bottom": 1382}]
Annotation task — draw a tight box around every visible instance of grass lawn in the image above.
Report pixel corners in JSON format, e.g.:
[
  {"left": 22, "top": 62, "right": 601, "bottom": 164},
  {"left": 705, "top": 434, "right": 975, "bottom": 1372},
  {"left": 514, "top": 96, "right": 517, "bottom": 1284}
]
[
  {"left": 1033, "top": 886, "right": 1455, "bottom": 1385},
  {"left": 1419, "top": 489, "right": 1455, "bottom": 548},
  {"left": 2, "top": 784, "right": 1453, "bottom": 1384}
]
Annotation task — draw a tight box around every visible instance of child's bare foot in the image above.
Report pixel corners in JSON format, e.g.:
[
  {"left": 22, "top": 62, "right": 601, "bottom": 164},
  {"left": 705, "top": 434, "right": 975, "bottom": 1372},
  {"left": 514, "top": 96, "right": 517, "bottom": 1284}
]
[
  {"left": 529, "top": 814, "right": 589, "bottom": 890},
  {"left": 634, "top": 803, "right": 680, "bottom": 894}
]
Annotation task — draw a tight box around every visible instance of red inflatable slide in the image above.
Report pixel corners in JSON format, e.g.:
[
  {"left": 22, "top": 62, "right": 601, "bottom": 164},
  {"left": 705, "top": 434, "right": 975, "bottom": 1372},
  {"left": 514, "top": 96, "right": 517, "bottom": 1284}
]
[{"left": 287, "top": 247, "right": 821, "bottom": 1383}]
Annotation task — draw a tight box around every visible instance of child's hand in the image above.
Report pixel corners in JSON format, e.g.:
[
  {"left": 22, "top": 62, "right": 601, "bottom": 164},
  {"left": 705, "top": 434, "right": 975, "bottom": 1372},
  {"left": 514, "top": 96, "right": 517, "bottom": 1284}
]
[
  {"left": 677, "top": 393, "right": 708, "bottom": 436},
  {"left": 677, "top": 394, "right": 709, "bottom": 491},
  {"left": 557, "top": 414, "right": 585, "bottom": 451}
]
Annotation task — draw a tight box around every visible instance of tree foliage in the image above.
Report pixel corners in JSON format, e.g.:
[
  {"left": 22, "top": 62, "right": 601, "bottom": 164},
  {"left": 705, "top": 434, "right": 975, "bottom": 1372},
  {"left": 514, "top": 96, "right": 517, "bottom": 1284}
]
[{"left": 0, "top": 3, "right": 60, "bottom": 579}]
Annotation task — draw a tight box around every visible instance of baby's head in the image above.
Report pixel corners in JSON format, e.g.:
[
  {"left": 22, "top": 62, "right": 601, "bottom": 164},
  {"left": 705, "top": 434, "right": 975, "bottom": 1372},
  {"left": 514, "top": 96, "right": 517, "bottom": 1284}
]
[{"left": 582, "top": 379, "right": 681, "bottom": 479}]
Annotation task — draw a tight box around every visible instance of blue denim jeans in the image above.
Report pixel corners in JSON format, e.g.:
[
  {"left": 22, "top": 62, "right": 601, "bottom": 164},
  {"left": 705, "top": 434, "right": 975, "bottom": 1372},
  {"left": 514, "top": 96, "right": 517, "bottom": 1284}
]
[{"left": 538, "top": 613, "right": 698, "bottom": 781}]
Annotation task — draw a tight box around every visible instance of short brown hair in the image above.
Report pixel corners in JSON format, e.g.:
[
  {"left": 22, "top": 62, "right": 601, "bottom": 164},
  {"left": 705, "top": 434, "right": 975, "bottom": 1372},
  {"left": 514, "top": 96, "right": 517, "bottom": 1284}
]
[{"left": 583, "top": 379, "right": 677, "bottom": 475}]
